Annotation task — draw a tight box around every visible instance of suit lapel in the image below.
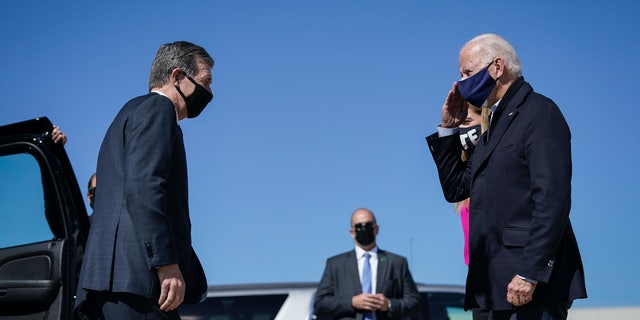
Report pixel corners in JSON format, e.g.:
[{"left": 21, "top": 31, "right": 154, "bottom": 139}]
[
  {"left": 472, "top": 79, "right": 531, "bottom": 179},
  {"left": 348, "top": 250, "right": 362, "bottom": 294},
  {"left": 376, "top": 249, "right": 388, "bottom": 294}
]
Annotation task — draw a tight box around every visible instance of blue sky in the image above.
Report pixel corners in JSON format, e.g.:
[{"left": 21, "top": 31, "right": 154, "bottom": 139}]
[{"left": 1, "top": 0, "right": 638, "bottom": 308}]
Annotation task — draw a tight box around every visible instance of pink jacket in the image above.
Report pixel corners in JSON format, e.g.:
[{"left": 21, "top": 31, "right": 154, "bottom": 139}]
[{"left": 460, "top": 202, "right": 470, "bottom": 266}]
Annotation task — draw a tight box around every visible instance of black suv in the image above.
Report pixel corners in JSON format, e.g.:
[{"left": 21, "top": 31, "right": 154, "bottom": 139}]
[{"left": 0, "top": 117, "right": 90, "bottom": 320}]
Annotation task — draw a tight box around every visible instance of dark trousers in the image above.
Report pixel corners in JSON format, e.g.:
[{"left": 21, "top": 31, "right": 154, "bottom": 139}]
[
  {"left": 76, "top": 290, "right": 180, "bottom": 320},
  {"left": 489, "top": 303, "right": 569, "bottom": 320}
]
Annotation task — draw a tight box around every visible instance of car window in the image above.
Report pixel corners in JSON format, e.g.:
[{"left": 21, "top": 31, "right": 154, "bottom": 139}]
[
  {"left": 180, "top": 294, "right": 289, "bottom": 320},
  {"left": 418, "top": 291, "right": 472, "bottom": 320},
  {"left": 0, "top": 153, "right": 53, "bottom": 248}
]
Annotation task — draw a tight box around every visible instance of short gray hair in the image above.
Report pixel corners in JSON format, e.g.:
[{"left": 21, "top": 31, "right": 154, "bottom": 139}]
[
  {"left": 148, "top": 41, "right": 214, "bottom": 90},
  {"left": 464, "top": 33, "right": 522, "bottom": 76}
]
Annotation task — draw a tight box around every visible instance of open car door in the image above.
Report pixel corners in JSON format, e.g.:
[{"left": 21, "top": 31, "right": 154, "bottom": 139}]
[{"left": 0, "top": 117, "right": 90, "bottom": 320}]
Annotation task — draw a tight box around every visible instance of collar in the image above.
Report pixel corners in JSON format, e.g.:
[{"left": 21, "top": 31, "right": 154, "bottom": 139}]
[
  {"left": 497, "top": 76, "right": 526, "bottom": 111},
  {"left": 355, "top": 246, "right": 378, "bottom": 258},
  {"left": 151, "top": 90, "right": 179, "bottom": 123},
  {"left": 489, "top": 76, "right": 526, "bottom": 114},
  {"left": 490, "top": 100, "right": 501, "bottom": 113}
]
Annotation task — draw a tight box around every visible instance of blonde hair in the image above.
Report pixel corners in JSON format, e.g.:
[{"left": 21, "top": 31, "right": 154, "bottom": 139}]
[{"left": 454, "top": 198, "right": 470, "bottom": 214}]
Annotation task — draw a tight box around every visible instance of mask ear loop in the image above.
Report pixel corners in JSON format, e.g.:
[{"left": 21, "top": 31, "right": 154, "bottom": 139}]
[{"left": 481, "top": 59, "right": 498, "bottom": 143}]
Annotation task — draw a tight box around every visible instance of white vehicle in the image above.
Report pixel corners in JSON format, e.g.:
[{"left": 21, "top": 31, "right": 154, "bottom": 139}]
[{"left": 179, "top": 282, "right": 470, "bottom": 320}]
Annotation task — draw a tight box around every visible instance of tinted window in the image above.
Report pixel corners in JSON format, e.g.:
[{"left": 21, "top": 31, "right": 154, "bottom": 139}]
[
  {"left": 179, "top": 294, "right": 288, "bottom": 320},
  {"left": 0, "top": 153, "right": 53, "bottom": 248}
]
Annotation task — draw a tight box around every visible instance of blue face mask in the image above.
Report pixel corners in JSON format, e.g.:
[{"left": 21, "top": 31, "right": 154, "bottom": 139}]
[{"left": 457, "top": 61, "right": 495, "bottom": 108}]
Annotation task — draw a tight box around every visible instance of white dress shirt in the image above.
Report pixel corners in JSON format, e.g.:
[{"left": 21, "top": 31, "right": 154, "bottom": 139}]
[{"left": 355, "top": 246, "right": 378, "bottom": 294}]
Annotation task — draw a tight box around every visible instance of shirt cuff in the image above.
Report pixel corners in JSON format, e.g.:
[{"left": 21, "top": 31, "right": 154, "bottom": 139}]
[
  {"left": 517, "top": 274, "right": 539, "bottom": 284},
  {"left": 437, "top": 125, "right": 458, "bottom": 137}
]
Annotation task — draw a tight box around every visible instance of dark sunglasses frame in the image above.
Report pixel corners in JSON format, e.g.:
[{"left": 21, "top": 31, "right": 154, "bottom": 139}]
[{"left": 353, "top": 221, "right": 375, "bottom": 231}]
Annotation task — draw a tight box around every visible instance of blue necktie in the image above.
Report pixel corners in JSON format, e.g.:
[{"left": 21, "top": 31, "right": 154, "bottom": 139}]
[{"left": 362, "top": 253, "right": 373, "bottom": 320}]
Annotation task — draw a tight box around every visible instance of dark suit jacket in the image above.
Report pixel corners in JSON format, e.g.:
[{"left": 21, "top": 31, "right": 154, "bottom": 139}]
[
  {"left": 75, "top": 93, "right": 206, "bottom": 305},
  {"left": 426, "top": 77, "right": 587, "bottom": 310},
  {"left": 314, "top": 249, "right": 420, "bottom": 320}
]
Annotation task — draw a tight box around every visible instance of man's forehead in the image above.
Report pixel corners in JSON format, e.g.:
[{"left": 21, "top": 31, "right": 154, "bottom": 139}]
[
  {"left": 459, "top": 54, "right": 485, "bottom": 75},
  {"left": 352, "top": 211, "right": 374, "bottom": 223},
  {"left": 193, "top": 57, "right": 212, "bottom": 71},
  {"left": 195, "top": 64, "right": 212, "bottom": 75},
  {"left": 459, "top": 51, "right": 481, "bottom": 67},
  {"left": 192, "top": 61, "right": 212, "bottom": 83}
]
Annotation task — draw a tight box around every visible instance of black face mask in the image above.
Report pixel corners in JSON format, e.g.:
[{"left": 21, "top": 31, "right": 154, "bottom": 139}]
[
  {"left": 88, "top": 187, "right": 95, "bottom": 210},
  {"left": 354, "top": 222, "right": 376, "bottom": 247},
  {"left": 459, "top": 124, "right": 482, "bottom": 152},
  {"left": 175, "top": 74, "right": 213, "bottom": 118}
]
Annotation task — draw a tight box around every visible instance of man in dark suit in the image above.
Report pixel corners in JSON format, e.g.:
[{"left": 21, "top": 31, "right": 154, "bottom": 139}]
[
  {"left": 74, "top": 41, "right": 214, "bottom": 319},
  {"left": 86, "top": 172, "right": 96, "bottom": 211},
  {"left": 314, "top": 208, "right": 420, "bottom": 320},
  {"left": 426, "top": 33, "right": 587, "bottom": 319}
]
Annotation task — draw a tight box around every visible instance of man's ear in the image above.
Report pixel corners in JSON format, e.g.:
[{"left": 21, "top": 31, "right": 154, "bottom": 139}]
[
  {"left": 170, "top": 68, "right": 184, "bottom": 85},
  {"left": 493, "top": 58, "right": 505, "bottom": 80}
]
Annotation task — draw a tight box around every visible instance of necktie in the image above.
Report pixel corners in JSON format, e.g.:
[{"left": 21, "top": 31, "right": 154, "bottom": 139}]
[{"left": 362, "top": 253, "right": 373, "bottom": 320}]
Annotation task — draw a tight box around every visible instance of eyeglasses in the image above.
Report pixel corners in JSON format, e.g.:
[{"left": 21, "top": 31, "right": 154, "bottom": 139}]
[
  {"left": 88, "top": 187, "right": 96, "bottom": 195},
  {"left": 353, "top": 221, "right": 375, "bottom": 231}
]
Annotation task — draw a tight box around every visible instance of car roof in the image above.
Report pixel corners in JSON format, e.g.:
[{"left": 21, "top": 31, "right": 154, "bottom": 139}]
[
  {"left": 204, "top": 282, "right": 465, "bottom": 296},
  {"left": 416, "top": 283, "right": 466, "bottom": 293},
  {"left": 205, "top": 282, "right": 318, "bottom": 296}
]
